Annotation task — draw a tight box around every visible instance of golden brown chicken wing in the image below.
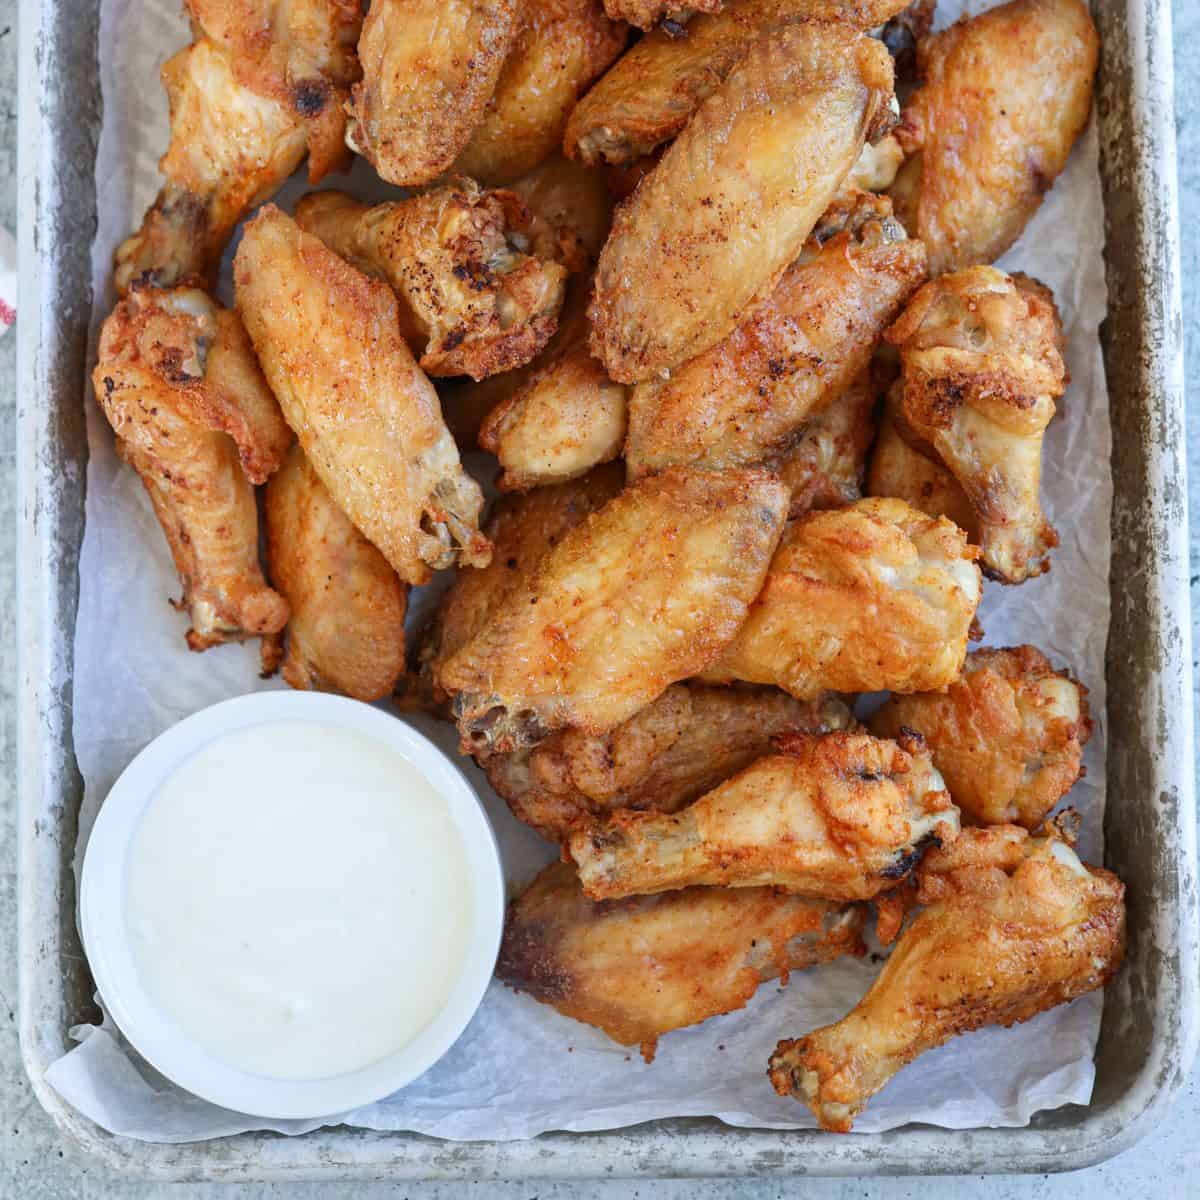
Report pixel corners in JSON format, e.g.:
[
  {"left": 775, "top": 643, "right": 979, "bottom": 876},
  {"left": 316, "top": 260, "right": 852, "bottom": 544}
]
[
  {"left": 890, "top": 0, "right": 1099, "bottom": 275},
  {"left": 93, "top": 287, "right": 291, "bottom": 650},
  {"left": 346, "top": 0, "right": 522, "bottom": 186},
  {"left": 566, "top": 1, "right": 909, "bottom": 167},
  {"left": 262, "top": 443, "right": 408, "bottom": 700},
  {"left": 505, "top": 155, "right": 617, "bottom": 261},
  {"left": 589, "top": 21, "right": 895, "bottom": 383},
  {"left": 498, "top": 860, "right": 866, "bottom": 1061},
  {"left": 455, "top": 0, "right": 627, "bottom": 184},
  {"left": 624, "top": 191, "right": 923, "bottom": 476},
  {"left": 768, "top": 824, "right": 1125, "bottom": 1132},
  {"left": 438, "top": 466, "right": 789, "bottom": 754},
  {"left": 603, "top": 0, "right": 722, "bottom": 32},
  {"left": 706, "top": 498, "right": 981, "bottom": 699},
  {"left": 234, "top": 206, "right": 490, "bottom": 585},
  {"left": 870, "top": 646, "right": 1091, "bottom": 830},
  {"left": 486, "top": 684, "right": 854, "bottom": 841},
  {"left": 294, "top": 183, "right": 569, "bottom": 381},
  {"left": 886, "top": 266, "right": 1066, "bottom": 583},
  {"left": 568, "top": 729, "right": 959, "bottom": 901}
]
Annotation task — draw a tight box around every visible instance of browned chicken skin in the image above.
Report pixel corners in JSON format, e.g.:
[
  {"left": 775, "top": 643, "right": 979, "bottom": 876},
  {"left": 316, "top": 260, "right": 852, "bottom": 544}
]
[
  {"left": 294, "top": 184, "right": 569, "bottom": 381},
  {"left": 589, "top": 21, "right": 896, "bottom": 383},
  {"left": 567, "top": 729, "right": 959, "bottom": 901},
  {"left": 624, "top": 191, "right": 924, "bottom": 476},
  {"left": 498, "top": 860, "right": 866, "bottom": 1061},
  {"left": 769, "top": 824, "right": 1125, "bottom": 1132},
  {"left": 234, "top": 206, "right": 490, "bottom": 586},
  {"left": 890, "top": 0, "right": 1099, "bottom": 275},
  {"left": 263, "top": 443, "right": 408, "bottom": 701},
  {"left": 93, "top": 287, "right": 291, "bottom": 650},
  {"left": 871, "top": 646, "right": 1092, "bottom": 830},
  {"left": 887, "top": 266, "right": 1066, "bottom": 583},
  {"left": 486, "top": 684, "right": 854, "bottom": 841},
  {"left": 603, "top": 0, "right": 723, "bottom": 33},
  {"left": 707, "top": 497, "right": 981, "bottom": 699},
  {"left": 347, "top": 0, "right": 522, "bottom": 186},
  {"left": 438, "top": 467, "right": 789, "bottom": 754}
]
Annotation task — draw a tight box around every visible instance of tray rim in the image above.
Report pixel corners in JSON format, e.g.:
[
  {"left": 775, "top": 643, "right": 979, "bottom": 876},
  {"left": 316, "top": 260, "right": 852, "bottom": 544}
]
[{"left": 16, "top": 0, "right": 1199, "bottom": 1179}]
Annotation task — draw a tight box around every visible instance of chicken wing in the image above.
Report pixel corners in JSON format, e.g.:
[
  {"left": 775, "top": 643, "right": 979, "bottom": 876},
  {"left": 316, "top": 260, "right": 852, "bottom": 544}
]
[
  {"left": 886, "top": 266, "right": 1066, "bottom": 583},
  {"left": 871, "top": 646, "right": 1091, "bottom": 830},
  {"left": 624, "top": 192, "right": 923, "bottom": 476},
  {"left": 706, "top": 497, "right": 981, "bottom": 699},
  {"left": 486, "top": 684, "right": 854, "bottom": 841},
  {"left": 866, "top": 383, "right": 978, "bottom": 538},
  {"left": 262, "top": 443, "right": 408, "bottom": 700},
  {"left": 568, "top": 730, "right": 959, "bottom": 901},
  {"left": 498, "top": 860, "right": 866, "bottom": 1061},
  {"left": 589, "top": 22, "right": 895, "bottom": 383},
  {"left": 506, "top": 155, "right": 617, "bottom": 262},
  {"left": 890, "top": 0, "right": 1098, "bottom": 275},
  {"left": 566, "top": 1, "right": 910, "bottom": 167},
  {"left": 768, "top": 825, "right": 1125, "bottom": 1132},
  {"left": 234, "top": 206, "right": 490, "bottom": 585},
  {"left": 455, "top": 0, "right": 627, "bottom": 185},
  {"left": 438, "top": 466, "right": 789, "bottom": 754},
  {"left": 603, "top": 0, "right": 722, "bottom": 33},
  {"left": 346, "top": 0, "right": 522, "bottom": 186},
  {"left": 93, "top": 287, "right": 290, "bottom": 650},
  {"left": 294, "top": 183, "right": 569, "bottom": 381}
]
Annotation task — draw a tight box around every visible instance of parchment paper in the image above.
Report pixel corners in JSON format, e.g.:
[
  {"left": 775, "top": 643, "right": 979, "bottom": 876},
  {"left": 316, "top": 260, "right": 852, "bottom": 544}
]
[{"left": 45, "top": 0, "right": 1112, "bottom": 1142}]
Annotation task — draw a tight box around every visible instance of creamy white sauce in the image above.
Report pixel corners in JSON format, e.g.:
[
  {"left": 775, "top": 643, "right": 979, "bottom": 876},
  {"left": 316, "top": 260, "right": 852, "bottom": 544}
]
[{"left": 125, "top": 720, "right": 473, "bottom": 1080}]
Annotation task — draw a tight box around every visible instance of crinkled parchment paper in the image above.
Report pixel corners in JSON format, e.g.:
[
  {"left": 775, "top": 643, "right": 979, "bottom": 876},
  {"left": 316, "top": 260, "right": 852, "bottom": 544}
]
[{"left": 45, "top": 0, "right": 1111, "bottom": 1142}]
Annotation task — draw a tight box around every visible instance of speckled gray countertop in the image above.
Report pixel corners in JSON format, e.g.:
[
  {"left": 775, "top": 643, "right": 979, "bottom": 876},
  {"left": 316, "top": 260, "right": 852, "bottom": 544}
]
[{"left": 3, "top": 2, "right": 1199, "bottom": 1195}]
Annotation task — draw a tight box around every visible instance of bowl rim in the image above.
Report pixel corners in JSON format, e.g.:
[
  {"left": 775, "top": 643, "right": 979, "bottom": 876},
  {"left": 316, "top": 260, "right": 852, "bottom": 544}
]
[{"left": 78, "top": 691, "right": 506, "bottom": 1120}]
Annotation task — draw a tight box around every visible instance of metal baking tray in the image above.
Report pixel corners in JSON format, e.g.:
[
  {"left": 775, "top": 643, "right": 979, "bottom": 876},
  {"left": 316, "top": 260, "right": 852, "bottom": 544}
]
[{"left": 16, "top": 0, "right": 1198, "bottom": 1179}]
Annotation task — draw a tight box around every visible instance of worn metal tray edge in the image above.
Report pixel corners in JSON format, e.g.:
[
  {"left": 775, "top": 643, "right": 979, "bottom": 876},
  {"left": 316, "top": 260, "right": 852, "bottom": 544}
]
[{"left": 16, "top": 0, "right": 1198, "bottom": 1180}]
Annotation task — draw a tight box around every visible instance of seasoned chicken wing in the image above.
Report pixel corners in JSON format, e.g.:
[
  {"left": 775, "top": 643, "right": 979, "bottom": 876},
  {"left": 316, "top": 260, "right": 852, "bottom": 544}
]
[
  {"left": 263, "top": 443, "right": 408, "bottom": 700},
  {"left": 346, "top": 0, "right": 522, "bottom": 186},
  {"left": 706, "top": 498, "right": 981, "bottom": 699},
  {"left": 871, "top": 646, "right": 1091, "bottom": 830},
  {"left": 294, "top": 183, "right": 569, "bottom": 381},
  {"left": 566, "top": 1, "right": 909, "bottom": 166},
  {"left": 603, "top": 0, "right": 722, "bottom": 33},
  {"left": 487, "top": 684, "right": 854, "bottom": 841},
  {"left": 568, "top": 730, "right": 959, "bottom": 901},
  {"left": 768, "top": 824, "right": 1125, "bottom": 1132},
  {"left": 93, "top": 287, "right": 290, "bottom": 650},
  {"left": 506, "top": 155, "right": 617, "bottom": 261},
  {"left": 887, "top": 266, "right": 1066, "bottom": 583},
  {"left": 455, "top": 0, "right": 627, "bottom": 184},
  {"left": 589, "top": 22, "right": 895, "bottom": 383},
  {"left": 890, "top": 0, "right": 1099, "bottom": 274},
  {"left": 438, "top": 467, "right": 789, "bottom": 754},
  {"left": 625, "top": 192, "right": 923, "bottom": 476},
  {"left": 498, "top": 860, "right": 866, "bottom": 1061},
  {"left": 234, "top": 206, "right": 490, "bottom": 585}
]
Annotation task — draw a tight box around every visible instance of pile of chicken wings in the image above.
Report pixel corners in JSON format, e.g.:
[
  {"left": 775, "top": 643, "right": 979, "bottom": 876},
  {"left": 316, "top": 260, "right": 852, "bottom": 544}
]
[{"left": 93, "top": 0, "right": 1124, "bottom": 1131}]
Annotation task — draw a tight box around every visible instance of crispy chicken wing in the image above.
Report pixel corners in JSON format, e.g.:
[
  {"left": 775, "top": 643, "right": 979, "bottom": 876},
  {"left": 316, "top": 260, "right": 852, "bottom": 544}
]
[
  {"left": 506, "top": 155, "right": 617, "bottom": 261},
  {"left": 498, "top": 860, "right": 866, "bottom": 1061},
  {"left": 603, "top": 0, "right": 722, "bottom": 33},
  {"left": 487, "top": 684, "right": 854, "bottom": 841},
  {"left": 566, "top": 1, "right": 909, "bottom": 166},
  {"left": 568, "top": 730, "right": 959, "bottom": 901},
  {"left": 262, "top": 443, "right": 408, "bottom": 700},
  {"left": 455, "top": 0, "right": 627, "bottom": 184},
  {"left": 234, "top": 206, "right": 490, "bottom": 585},
  {"left": 294, "top": 183, "right": 569, "bottom": 381},
  {"left": 871, "top": 646, "right": 1091, "bottom": 830},
  {"left": 706, "top": 497, "right": 981, "bottom": 699},
  {"left": 625, "top": 192, "right": 923, "bottom": 476},
  {"left": 93, "top": 287, "right": 290, "bottom": 650},
  {"left": 887, "top": 266, "right": 1066, "bottom": 583},
  {"left": 438, "top": 466, "right": 789, "bottom": 754},
  {"left": 768, "top": 824, "right": 1125, "bottom": 1132},
  {"left": 589, "top": 22, "right": 895, "bottom": 383},
  {"left": 346, "top": 0, "right": 522, "bottom": 186},
  {"left": 890, "top": 0, "right": 1099, "bottom": 274}
]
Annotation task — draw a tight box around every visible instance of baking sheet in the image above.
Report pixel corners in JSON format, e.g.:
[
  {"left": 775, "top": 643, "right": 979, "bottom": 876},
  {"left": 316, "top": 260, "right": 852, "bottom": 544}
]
[{"left": 43, "top": 0, "right": 1112, "bottom": 1142}]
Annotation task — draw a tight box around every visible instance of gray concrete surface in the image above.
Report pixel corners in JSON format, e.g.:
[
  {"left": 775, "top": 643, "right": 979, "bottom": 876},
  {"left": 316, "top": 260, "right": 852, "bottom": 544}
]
[{"left": 3, "top": 0, "right": 1200, "bottom": 1194}]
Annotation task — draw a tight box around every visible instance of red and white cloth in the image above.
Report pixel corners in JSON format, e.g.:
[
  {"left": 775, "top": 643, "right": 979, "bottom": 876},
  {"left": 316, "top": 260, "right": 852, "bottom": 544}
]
[{"left": 0, "top": 227, "right": 16, "bottom": 334}]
